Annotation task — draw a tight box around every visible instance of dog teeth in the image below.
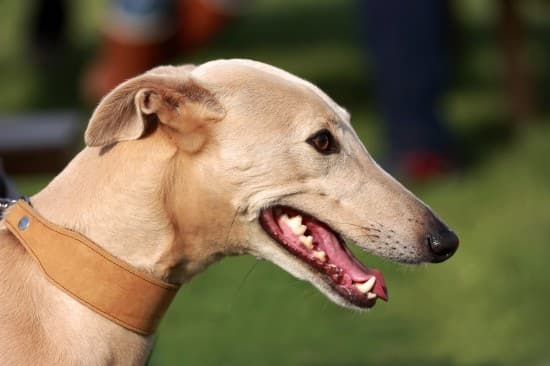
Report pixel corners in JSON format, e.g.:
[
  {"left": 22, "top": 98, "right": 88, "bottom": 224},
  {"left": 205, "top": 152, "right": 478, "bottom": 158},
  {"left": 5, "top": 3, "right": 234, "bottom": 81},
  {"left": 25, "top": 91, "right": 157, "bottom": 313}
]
[
  {"left": 313, "top": 250, "right": 326, "bottom": 262},
  {"left": 285, "top": 215, "right": 307, "bottom": 235},
  {"left": 367, "top": 292, "right": 377, "bottom": 300},
  {"left": 299, "top": 235, "right": 314, "bottom": 249},
  {"left": 354, "top": 277, "right": 376, "bottom": 294}
]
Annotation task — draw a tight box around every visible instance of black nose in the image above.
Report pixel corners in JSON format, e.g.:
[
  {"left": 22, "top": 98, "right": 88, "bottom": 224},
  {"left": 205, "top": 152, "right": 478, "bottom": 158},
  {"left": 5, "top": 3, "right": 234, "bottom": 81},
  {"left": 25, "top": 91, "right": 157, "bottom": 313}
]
[{"left": 427, "top": 226, "right": 459, "bottom": 262}]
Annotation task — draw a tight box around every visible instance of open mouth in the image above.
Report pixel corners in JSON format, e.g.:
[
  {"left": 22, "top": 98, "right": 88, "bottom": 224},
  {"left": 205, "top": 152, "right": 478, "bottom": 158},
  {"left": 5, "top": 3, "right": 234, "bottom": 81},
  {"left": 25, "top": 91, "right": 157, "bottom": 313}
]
[{"left": 260, "top": 206, "right": 388, "bottom": 309}]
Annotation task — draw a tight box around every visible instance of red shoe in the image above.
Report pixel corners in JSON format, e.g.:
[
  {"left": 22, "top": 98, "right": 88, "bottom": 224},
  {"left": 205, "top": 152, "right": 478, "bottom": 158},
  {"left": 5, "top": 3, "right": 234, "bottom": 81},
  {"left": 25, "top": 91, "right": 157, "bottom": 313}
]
[{"left": 398, "top": 150, "right": 454, "bottom": 181}]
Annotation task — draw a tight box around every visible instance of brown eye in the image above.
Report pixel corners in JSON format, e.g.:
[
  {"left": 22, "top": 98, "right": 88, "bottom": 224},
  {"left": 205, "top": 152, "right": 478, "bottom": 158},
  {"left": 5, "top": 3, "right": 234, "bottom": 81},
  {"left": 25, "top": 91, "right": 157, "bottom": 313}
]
[{"left": 307, "top": 129, "right": 339, "bottom": 154}]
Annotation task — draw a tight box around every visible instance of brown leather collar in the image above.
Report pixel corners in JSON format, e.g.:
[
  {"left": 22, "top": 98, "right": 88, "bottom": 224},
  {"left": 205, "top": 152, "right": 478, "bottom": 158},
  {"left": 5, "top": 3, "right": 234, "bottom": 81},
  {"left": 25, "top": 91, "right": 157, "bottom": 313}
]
[{"left": 3, "top": 200, "right": 179, "bottom": 335}]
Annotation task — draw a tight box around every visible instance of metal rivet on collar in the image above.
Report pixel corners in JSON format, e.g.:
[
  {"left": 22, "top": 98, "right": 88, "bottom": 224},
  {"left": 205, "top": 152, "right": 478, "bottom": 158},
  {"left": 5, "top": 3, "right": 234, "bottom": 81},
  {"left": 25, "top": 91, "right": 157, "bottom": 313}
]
[{"left": 18, "top": 216, "right": 30, "bottom": 230}]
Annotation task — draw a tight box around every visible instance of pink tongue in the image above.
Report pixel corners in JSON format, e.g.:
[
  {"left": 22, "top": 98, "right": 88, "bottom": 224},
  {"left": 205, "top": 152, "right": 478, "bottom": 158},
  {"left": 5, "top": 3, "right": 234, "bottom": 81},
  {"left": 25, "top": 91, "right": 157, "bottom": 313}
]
[
  {"left": 307, "top": 224, "right": 371, "bottom": 282},
  {"left": 306, "top": 222, "right": 388, "bottom": 301}
]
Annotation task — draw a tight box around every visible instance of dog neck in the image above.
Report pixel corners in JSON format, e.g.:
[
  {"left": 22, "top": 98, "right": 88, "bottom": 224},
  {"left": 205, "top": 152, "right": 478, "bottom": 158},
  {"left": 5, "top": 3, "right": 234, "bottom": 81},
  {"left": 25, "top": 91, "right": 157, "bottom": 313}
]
[
  {"left": 0, "top": 131, "right": 182, "bottom": 364},
  {"left": 0, "top": 128, "right": 240, "bottom": 364},
  {"left": 33, "top": 134, "right": 178, "bottom": 277}
]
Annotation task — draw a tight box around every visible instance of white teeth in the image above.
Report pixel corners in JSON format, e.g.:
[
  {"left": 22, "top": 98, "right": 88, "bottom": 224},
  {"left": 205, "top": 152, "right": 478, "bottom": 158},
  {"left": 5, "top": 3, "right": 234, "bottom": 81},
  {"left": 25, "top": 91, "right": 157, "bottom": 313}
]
[
  {"left": 287, "top": 215, "right": 307, "bottom": 235},
  {"left": 287, "top": 215, "right": 301, "bottom": 224},
  {"left": 299, "top": 235, "right": 314, "bottom": 249},
  {"left": 313, "top": 250, "right": 327, "bottom": 262},
  {"left": 367, "top": 292, "right": 377, "bottom": 300},
  {"left": 354, "top": 277, "right": 376, "bottom": 294}
]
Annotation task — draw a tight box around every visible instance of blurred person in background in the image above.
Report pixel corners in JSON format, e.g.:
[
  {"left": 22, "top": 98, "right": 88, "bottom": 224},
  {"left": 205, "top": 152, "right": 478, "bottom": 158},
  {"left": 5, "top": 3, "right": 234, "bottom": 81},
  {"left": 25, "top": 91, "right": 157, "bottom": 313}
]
[
  {"left": 29, "top": 0, "right": 243, "bottom": 103},
  {"left": 360, "top": 0, "right": 457, "bottom": 180},
  {"left": 29, "top": 0, "right": 459, "bottom": 182},
  {"left": 0, "top": 161, "right": 17, "bottom": 199},
  {"left": 82, "top": 0, "right": 244, "bottom": 102},
  {"left": 87, "top": 0, "right": 458, "bottom": 182}
]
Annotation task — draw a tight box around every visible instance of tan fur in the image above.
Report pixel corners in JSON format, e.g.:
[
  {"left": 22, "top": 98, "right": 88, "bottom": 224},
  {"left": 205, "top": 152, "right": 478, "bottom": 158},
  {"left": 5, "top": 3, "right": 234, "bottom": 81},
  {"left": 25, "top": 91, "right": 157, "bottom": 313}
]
[{"left": 0, "top": 59, "right": 452, "bottom": 365}]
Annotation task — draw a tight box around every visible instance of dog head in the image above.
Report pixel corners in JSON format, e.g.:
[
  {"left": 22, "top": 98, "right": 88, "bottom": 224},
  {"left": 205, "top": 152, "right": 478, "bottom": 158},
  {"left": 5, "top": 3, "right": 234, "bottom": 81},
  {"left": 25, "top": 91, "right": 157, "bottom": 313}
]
[{"left": 85, "top": 59, "right": 458, "bottom": 310}]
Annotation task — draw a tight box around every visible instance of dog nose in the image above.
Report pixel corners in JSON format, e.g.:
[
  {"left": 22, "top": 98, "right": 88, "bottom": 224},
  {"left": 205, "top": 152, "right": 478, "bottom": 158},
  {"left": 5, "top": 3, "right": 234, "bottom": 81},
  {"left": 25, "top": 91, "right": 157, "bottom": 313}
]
[{"left": 427, "top": 226, "right": 459, "bottom": 262}]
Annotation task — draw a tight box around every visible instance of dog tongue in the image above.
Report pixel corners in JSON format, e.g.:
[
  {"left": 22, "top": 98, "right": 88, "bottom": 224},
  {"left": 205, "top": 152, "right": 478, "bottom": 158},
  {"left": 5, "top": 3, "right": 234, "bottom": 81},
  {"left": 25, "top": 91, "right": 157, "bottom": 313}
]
[
  {"left": 364, "top": 268, "right": 388, "bottom": 301},
  {"left": 305, "top": 221, "right": 388, "bottom": 301}
]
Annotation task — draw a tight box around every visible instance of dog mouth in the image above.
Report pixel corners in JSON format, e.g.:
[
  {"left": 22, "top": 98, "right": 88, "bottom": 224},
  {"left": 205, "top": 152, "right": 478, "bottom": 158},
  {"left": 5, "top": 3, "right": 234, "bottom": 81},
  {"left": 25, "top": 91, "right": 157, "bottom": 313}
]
[{"left": 259, "top": 206, "right": 388, "bottom": 309}]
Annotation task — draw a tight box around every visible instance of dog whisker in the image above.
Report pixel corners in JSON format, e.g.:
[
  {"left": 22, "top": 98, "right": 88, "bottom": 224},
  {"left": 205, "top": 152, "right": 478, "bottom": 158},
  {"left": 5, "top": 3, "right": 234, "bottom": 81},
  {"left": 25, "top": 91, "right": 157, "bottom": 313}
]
[
  {"left": 223, "top": 205, "right": 240, "bottom": 250},
  {"left": 330, "top": 220, "right": 382, "bottom": 237},
  {"left": 227, "top": 260, "right": 259, "bottom": 313}
]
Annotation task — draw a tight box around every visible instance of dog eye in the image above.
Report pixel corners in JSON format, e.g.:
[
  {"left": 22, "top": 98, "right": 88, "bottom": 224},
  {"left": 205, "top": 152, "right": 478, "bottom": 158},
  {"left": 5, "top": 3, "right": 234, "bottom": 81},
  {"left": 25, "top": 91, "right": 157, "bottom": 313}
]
[{"left": 307, "top": 129, "right": 339, "bottom": 154}]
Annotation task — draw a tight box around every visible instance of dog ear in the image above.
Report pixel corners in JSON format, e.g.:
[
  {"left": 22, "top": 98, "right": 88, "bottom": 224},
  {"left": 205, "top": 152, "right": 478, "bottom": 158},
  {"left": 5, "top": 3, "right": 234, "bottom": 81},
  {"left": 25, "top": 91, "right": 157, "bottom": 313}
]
[{"left": 85, "top": 71, "right": 225, "bottom": 148}]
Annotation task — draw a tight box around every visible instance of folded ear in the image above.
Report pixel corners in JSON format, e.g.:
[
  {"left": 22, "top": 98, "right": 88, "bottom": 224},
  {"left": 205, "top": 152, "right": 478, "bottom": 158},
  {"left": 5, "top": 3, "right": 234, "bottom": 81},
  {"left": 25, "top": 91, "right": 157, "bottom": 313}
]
[{"left": 85, "top": 69, "right": 225, "bottom": 148}]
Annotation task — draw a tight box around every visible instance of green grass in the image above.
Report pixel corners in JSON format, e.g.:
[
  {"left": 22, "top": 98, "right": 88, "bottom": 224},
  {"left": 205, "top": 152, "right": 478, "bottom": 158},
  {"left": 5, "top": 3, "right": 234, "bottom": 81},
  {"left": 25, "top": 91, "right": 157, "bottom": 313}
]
[{"left": 5, "top": 0, "right": 550, "bottom": 365}]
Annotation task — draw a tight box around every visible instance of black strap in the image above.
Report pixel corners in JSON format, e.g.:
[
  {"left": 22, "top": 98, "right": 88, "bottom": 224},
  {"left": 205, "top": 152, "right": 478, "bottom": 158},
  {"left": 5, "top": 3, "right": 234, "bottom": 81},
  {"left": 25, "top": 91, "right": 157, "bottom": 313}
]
[
  {"left": 0, "top": 196, "right": 30, "bottom": 220},
  {"left": 0, "top": 198, "right": 16, "bottom": 220}
]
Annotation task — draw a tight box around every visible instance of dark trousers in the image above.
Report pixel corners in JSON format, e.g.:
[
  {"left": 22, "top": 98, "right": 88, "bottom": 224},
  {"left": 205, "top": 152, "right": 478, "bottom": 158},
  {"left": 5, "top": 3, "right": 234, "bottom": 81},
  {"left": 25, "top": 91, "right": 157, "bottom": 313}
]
[
  {"left": 0, "top": 161, "right": 17, "bottom": 198},
  {"left": 360, "top": 0, "right": 454, "bottom": 161}
]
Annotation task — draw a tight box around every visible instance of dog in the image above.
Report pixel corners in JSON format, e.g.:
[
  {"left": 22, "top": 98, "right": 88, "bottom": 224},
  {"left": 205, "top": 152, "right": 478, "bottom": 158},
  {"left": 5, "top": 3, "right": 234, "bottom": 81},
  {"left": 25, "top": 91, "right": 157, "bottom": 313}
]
[{"left": 0, "top": 59, "right": 458, "bottom": 365}]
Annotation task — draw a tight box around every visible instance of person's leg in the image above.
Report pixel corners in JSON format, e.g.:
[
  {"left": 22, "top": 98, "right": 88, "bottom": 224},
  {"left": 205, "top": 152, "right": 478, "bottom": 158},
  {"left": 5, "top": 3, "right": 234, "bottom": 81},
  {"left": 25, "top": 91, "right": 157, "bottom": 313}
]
[
  {"left": 0, "top": 161, "right": 18, "bottom": 199},
  {"left": 360, "top": 0, "right": 455, "bottom": 179},
  {"left": 82, "top": 0, "right": 241, "bottom": 103},
  {"left": 82, "top": 0, "right": 178, "bottom": 102},
  {"left": 29, "top": 0, "right": 67, "bottom": 62}
]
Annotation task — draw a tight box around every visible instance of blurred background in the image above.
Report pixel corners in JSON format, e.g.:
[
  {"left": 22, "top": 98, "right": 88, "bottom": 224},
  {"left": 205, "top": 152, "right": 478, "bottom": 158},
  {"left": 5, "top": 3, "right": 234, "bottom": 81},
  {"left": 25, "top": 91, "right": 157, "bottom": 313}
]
[{"left": 1, "top": 0, "right": 549, "bottom": 365}]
